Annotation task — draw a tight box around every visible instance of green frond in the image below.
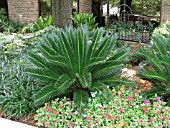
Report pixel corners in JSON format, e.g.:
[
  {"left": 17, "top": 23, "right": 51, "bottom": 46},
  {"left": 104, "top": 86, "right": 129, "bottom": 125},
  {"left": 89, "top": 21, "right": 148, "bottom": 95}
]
[
  {"left": 34, "top": 74, "right": 74, "bottom": 106},
  {"left": 109, "top": 47, "right": 130, "bottom": 61},
  {"left": 143, "top": 70, "right": 167, "bottom": 82},
  {"left": 73, "top": 90, "right": 89, "bottom": 114},
  {"left": 25, "top": 68, "right": 59, "bottom": 82},
  {"left": 76, "top": 72, "right": 92, "bottom": 89},
  {"left": 93, "top": 61, "right": 123, "bottom": 79},
  {"left": 27, "top": 52, "right": 49, "bottom": 69}
]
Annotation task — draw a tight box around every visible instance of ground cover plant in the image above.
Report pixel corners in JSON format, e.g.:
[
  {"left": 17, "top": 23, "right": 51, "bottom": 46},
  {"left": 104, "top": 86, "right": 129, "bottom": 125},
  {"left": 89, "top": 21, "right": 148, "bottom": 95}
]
[
  {"left": 0, "top": 30, "right": 49, "bottom": 118},
  {"left": 34, "top": 85, "right": 170, "bottom": 128},
  {"left": 26, "top": 26, "right": 132, "bottom": 113}
]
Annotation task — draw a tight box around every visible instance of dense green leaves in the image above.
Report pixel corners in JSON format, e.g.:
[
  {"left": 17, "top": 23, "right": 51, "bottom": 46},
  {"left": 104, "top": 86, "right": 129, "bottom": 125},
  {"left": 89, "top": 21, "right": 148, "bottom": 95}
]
[
  {"left": 26, "top": 26, "right": 130, "bottom": 110},
  {"left": 139, "top": 29, "right": 170, "bottom": 97}
]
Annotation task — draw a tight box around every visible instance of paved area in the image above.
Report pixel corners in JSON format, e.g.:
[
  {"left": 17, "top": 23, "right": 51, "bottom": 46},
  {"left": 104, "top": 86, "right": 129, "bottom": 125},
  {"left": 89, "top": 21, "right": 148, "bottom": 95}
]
[{"left": 0, "top": 118, "right": 37, "bottom": 128}]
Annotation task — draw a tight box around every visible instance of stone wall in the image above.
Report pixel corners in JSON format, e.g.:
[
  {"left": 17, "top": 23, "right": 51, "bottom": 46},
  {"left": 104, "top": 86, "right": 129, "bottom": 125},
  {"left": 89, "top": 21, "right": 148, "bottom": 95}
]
[
  {"left": 79, "top": 0, "right": 92, "bottom": 14},
  {"left": 161, "top": 0, "right": 170, "bottom": 23},
  {"left": 7, "top": 0, "right": 39, "bottom": 23}
]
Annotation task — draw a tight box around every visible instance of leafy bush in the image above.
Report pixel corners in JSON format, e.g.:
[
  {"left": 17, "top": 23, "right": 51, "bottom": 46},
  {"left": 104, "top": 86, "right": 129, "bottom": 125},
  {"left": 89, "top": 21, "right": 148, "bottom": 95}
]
[
  {"left": 0, "top": 32, "right": 47, "bottom": 118},
  {"left": 73, "top": 13, "right": 98, "bottom": 31},
  {"left": 139, "top": 31, "right": 170, "bottom": 102},
  {"left": 34, "top": 15, "right": 53, "bottom": 30},
  {"left": 26, "top": 26, "right": 131, "bottom": 112},
  {"left": 0, "top": 58, "right": 46, "bottom": 118},
  {"left": 152, "top": 23, "right": 170, "bottom": 41},
  {"left": 0, "top": 9, "right": 23, "bottom": 33},
  {"left": 34, "top": 86, "right": 170, "bottom": 128}
]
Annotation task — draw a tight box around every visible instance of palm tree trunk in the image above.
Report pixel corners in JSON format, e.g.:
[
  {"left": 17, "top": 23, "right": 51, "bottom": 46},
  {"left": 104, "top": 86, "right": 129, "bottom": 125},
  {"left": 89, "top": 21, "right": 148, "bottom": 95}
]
[{"left": 52, "top": 0, "right": 73, "bottom": 28}]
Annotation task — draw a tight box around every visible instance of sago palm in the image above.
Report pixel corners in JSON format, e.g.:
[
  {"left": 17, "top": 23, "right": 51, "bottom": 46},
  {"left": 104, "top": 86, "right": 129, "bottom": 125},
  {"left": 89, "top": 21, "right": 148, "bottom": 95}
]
[
  {"left": 26, "top": 26, "right": 130, "bottom": 111},
  {"left": 139, "top": 34, "right": 170, "bottom": 97}
]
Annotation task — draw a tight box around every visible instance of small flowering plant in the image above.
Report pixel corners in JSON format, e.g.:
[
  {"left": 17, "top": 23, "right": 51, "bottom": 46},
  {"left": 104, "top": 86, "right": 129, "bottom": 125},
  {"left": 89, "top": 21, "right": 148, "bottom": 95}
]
[{"left": 34, "top": 86, "right": 170, "bottom": 128}]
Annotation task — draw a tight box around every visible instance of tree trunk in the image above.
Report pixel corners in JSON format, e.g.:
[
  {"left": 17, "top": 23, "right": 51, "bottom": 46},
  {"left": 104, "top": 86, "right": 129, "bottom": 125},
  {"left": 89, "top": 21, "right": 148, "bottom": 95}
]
[
  {"left": 52, "top": 0, "right": 72, "bottom": 28},
  {"left": 161, "top": 0, "right": 170, "bottom": 23}
]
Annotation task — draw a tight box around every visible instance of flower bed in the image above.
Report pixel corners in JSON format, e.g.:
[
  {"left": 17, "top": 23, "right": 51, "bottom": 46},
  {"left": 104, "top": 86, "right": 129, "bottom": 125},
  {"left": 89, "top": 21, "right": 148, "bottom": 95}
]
[{"left": 34, "top": 86, "right": 170, "bottom": 128}]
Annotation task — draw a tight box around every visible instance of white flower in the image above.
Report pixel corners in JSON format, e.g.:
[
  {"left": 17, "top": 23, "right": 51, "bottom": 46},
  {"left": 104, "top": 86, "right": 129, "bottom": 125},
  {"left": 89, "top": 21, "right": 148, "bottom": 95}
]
[{"left": 136, "top": 105, "right": 139, "bottom": 108}]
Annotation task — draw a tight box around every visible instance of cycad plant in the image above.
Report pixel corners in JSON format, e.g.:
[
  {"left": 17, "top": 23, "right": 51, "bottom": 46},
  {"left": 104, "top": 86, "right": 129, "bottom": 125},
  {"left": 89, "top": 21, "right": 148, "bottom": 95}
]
[
  {"left": 139, "top": 34, "right": 170, "bottom": 99},
  {"left": 26, "top": 26, "right": 130, "bottom": 112}
]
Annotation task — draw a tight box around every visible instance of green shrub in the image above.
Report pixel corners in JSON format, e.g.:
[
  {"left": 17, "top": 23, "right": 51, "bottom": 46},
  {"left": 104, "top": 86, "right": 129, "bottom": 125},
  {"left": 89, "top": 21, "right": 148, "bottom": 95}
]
[
  {"left": 34, "top": 15, "right": 53, "bottom": 30},
  {"left": 0, "top": 56, "right": 47, "bottom": 118},
  {"left": 139, "top": 32, "right": 170, "bottom": 102},
  {"left": 26, "top": 26, "right": 131, "bottom": 112},
  {"left": 34, "top": 86, "right": 170, "bottom": 128},
  {"left": 0, "top": 9, "right": 23, "bottom": 33},
  {"left": 73, "top": 13, "right": 98, "bottom": 31}
]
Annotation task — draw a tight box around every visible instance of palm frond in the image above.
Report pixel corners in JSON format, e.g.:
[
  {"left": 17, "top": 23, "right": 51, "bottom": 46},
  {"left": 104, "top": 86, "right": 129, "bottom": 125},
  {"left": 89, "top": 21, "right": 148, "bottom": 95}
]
[
  {"left": 34, "top": 74, "right": 74, "bottom": 106},
  {"left": 25, "top": 68, "right": 59, "bottom": 82},
  {"left": 73, "top": 90, "right": 89, "bottom": 114}
]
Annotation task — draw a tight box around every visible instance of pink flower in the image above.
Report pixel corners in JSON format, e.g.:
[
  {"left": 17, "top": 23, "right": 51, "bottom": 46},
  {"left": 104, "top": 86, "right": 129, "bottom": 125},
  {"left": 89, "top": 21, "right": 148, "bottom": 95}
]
[
  {"left": 87, "top": 123, "right": 91, "bottom": 127},
  {"left": 150, "top": 117, "right": 154, "bottom": 122},
  {"left": 104, "top": 114, "right": 109, "bottom": 119},
  {"left": 143, "top": 107, "right": 147, "bottom": 114},
  {"left": 54, "top": 120, "right": 58, "bottom": 123},
  {"left": 134, "top": 89, "right": 138, "bottom": 93},
  {"left": 44, "top": 122, "right": 50, "bottom": 127},
  {"left": 155, "top": 97, "right": 160, "bottom": 102},
  {"left": 68, "top": 106, "right": 72, "bottom": 109},
  {"left": 143, "top": 100, "right": 149, "bottom": 105},
  {"left": 138, "top": 119, "right": 142, "bottom": 123},
  {"left": 69, "top": 111, "right": 72, "bottom": 116},
  {"left": 148, "top": 122, "right": 151, "bottom": 126},
  {"left": 107, "top": 106, "right": 110, "bottom": 110},
  {"left": 156, "top": 110, "right": 161, "bottom": 115},
  {"left": 96, "top": 120, "right": 99, "bottom": 123},
  {"left": 152, "top": 103, "right": 156, "bottom": 108},
  {"left": 64, "top": 99, "right": 67, "bottom": 102},
  {"left": 127, "top": 96, "right": 132, "bottom": 102},
  {"left": 120, "top": 108, "right": 124, "bottom": 113},
  {"left": 60, "top": 106, "right": 63, "bottom": 109},
  {"left": 163, "top": 115, "right": 168, "bottom": 121},
  {"left": 100, "top": 106, "right": 104, "bottom": 110},
  {"left": 62, "top": 119, "right": 65, "bottom": 123},
  {"left": 115, "top": 101, "right": 118, "bottom": 106},
  {"left": 53, "top": 110, "right": 59, "bottom": 115},
  {"left": 68, "top": 121, "right": 73, "bottom": 127},
  {"left": 128, "top": 104, "right": 131, "bottom": 107},
  {"left": 46, "top": 107, "right": 52, "bottom": 112},
  {"left": 62, "top": 112, "right": 65, "bottom": 116},
  {"left": 129, "top": 87, "right": 132, "bottom": 91},
  {"left": 117, "top": 115, "right": 121, "bottom": 120},
  {"left": 159, "top": 117, "right": 163, "bottom": 121},
  {"left": 158, "top": 101, "right": 163, "bottom": 105},
  {"left": 94, "top": 123, "right": 97, "bottom": 127},
  {"left": 168, "top": 124, "right": 170, "bottom": 128},
  {"left": 86, "top": 116, "right": 90, "bottom": 121}
]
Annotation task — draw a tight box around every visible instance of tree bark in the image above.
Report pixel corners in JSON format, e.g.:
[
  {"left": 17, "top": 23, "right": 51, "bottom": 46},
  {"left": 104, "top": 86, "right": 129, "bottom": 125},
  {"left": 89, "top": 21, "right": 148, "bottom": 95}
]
[{"left": 52, "top": 0, "right": 73, "bottom": 28}]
